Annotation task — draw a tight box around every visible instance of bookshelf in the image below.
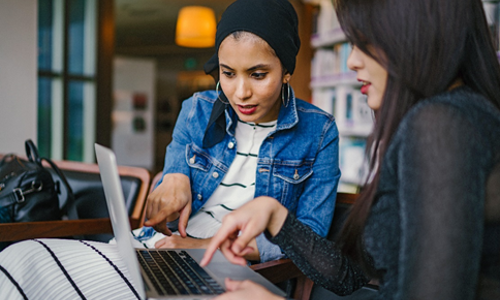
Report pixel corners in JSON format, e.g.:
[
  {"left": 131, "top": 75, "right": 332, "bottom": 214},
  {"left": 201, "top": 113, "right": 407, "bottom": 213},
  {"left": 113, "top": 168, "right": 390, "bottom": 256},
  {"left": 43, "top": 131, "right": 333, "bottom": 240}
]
[
  {"left": 484, "top": 1, "right": 500, "bottom": 51},
  {"left": 309, "top": 0, "right": 372, "bottom": 193},
  {"left": 308, "top": 0, "right": 500, "bottom": 193}
]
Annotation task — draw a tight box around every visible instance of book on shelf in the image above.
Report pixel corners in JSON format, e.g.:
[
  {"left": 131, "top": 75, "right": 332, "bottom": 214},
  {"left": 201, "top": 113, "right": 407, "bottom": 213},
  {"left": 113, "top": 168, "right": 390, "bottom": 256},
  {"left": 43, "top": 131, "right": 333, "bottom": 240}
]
[
  {"left": 311, "top": 42, "right": 353, "bottom": 82},
  {"left": 483, "top": 1, "right": 500, "bottom": 50},
  {"left": 312, "top": 88, "right": 336, "bottom": 116},
  {"left": 310, "top": 0, "right": 344, "bottom": 47},
  {"left": 334, "top": 86, "right": 373, "bottom": 137},
  {"left": 311, "top": 1, "right": 500, "bottom": 190},
  {"left": 317, "top": 0, "right": 339, "bottom": 36},
  {"left": 312, "top": 86, "right": 373, "bottom": 137},
  {"left": 339, "top": 137, "right": 367, "bottom": 185},
  {"left": 308, "top": 0, "right": 374, "bottom": 190}
]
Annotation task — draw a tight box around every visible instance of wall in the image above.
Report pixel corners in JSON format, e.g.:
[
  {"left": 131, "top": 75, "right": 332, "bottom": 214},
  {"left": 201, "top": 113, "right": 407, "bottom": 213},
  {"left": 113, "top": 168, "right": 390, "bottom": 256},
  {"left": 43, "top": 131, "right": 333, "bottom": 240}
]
[
  {"left": 0, "top": 0, "right": 37, "bottom": 155},
  {"left": 153, "top": 52, "right": 214, "bottom": 174},
  {"left": 112, "top": 56, "right": 156, "bottom": 170}
]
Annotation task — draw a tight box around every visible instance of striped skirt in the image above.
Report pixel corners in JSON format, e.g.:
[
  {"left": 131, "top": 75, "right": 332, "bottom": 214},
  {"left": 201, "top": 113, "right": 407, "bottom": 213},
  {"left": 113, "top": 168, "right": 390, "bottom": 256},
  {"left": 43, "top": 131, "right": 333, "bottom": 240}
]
[{"left": 0, "top": 239, "right": 140, "bottom": 300}]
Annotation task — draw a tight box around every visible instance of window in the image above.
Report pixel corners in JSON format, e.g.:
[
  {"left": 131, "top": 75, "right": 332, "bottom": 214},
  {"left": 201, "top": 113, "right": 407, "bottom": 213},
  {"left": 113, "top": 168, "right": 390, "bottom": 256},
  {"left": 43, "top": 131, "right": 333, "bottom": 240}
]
[{"left": 38, "top": 0, "right": 97, "bottom": 162}]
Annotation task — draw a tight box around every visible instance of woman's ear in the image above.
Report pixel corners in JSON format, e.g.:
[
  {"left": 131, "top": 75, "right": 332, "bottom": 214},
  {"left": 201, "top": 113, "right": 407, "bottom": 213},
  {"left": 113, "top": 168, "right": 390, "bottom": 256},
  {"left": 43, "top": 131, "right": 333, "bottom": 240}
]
[{"left": 283, "top": 72, "right": 292, "bottom": 84}]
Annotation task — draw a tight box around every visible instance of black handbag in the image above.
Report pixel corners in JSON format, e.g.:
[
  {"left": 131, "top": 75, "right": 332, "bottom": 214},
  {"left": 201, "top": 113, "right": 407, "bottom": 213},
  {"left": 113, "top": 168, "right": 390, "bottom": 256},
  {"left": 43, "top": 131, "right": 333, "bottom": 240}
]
[{"left": 0, "top": 139, "right": 77, "bottom": 226}]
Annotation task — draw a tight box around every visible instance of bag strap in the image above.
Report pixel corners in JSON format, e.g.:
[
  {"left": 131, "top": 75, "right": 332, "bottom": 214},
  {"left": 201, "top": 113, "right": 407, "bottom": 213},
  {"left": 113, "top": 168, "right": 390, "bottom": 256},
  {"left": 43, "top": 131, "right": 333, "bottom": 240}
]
[
  {"left": 41, "top": 157, "right": 78, "bottom": 220},
  {"left": 0, "top": 178, "right": 43, "bottom": 207},
  {"left": 0, "top": 187, "right": 30, "bottom": 207},
  {"left": 25, "top": 139, "right": 42, "bottom": 165},
  {"left": 25, "top": 139, "right": 78, "bottom": 220}
]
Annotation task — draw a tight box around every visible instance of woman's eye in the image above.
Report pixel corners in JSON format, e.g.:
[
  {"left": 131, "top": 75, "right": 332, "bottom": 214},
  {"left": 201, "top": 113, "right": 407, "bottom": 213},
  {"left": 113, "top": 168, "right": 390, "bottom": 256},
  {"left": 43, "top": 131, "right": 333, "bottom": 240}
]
[
  {"left": 252, "top": 72, "right": 267, "bottom": 79},
  {"left": 222, "top": 71, "right": 234, "bottom": 77}
]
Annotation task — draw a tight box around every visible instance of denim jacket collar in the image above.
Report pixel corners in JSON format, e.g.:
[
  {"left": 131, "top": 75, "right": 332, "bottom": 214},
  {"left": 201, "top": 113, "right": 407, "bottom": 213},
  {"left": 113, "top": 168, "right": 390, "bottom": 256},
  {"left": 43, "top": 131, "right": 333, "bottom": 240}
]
[
  {"left": 203, "top": 88, "right": 299, "bottom": 147},
  {"left": 224, "top": 88, "right": 299, "bottom": 136}
]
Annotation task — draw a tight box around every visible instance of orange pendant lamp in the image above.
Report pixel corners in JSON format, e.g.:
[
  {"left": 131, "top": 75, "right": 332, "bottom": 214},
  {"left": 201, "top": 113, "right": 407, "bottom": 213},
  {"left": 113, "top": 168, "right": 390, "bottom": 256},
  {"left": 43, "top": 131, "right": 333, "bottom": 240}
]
[{"left": 175, "top": 6, "right": 217, "bottom": 48}]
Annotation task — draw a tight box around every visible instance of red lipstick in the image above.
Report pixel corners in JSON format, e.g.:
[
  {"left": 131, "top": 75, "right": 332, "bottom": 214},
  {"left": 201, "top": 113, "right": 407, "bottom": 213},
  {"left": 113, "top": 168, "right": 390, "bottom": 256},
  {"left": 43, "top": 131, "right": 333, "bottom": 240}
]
[
  {"left": 238, "top": 105, "right": 257, "bottom": 115},
  {"left": 359, "top": 79, "right": 371, "bottom": 95},
  {"left": 360, "top": 84, "right": 370, "bottom": 95}
]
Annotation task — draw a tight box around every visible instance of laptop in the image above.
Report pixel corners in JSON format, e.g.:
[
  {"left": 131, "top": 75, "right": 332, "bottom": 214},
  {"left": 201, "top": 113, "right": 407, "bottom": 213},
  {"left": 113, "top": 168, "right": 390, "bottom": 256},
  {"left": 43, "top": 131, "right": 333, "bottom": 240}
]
[{"left": 94, "top": 143, "right": 286, "bottom": 300}]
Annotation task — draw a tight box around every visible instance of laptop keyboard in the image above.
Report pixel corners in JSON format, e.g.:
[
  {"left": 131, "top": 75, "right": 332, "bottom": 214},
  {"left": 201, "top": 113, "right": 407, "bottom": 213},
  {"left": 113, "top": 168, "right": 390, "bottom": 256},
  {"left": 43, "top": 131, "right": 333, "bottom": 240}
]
[{"left": 136, "top": 249, "right": 225, "bottom": 296}]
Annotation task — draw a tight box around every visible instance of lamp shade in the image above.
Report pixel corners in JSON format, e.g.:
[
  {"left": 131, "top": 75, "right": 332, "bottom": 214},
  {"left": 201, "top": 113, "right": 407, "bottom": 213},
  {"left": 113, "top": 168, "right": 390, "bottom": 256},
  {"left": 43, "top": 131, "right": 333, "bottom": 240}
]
[{"left": 175, "top": 6, "right": 216, "bottom": 48}]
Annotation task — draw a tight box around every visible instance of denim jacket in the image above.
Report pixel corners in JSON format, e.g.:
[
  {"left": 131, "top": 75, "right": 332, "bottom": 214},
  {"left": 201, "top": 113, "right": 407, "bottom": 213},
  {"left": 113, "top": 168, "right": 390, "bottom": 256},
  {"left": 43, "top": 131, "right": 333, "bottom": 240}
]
[{"left": 157, "top": 89, "right": 341, "bottom": 262}]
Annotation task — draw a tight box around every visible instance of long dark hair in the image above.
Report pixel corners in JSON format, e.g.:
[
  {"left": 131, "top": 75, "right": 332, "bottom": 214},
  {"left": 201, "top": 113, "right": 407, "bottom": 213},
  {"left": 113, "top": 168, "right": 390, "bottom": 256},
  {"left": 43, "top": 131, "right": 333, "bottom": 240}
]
[{"left": 334, "top": 0, "right": 500, "bottom": 275}]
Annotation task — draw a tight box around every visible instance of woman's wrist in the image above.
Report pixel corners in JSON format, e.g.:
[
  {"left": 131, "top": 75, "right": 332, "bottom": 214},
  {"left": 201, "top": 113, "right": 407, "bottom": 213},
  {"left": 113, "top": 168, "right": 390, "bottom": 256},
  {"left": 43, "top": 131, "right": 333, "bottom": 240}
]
[{"left": 267, "top": 199, "right": 288, "bottom": 237}]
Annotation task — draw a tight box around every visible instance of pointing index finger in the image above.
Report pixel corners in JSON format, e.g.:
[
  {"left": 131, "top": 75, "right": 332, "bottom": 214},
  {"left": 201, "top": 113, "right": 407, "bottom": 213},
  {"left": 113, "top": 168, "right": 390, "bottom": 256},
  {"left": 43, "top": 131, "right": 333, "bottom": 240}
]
[{"left": 201, "top": 223, "right": 239, "bottom": 266}]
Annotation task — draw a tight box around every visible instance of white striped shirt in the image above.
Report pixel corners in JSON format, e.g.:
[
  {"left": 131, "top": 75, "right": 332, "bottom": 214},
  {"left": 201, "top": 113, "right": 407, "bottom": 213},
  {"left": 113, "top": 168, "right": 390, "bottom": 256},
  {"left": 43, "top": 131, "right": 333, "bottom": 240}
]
[
  {"left": 186, "top": 120, "right": 277, "bottom": 239},
  {"left": 0, "top": 239, "right": 140, "bottom": 300}
]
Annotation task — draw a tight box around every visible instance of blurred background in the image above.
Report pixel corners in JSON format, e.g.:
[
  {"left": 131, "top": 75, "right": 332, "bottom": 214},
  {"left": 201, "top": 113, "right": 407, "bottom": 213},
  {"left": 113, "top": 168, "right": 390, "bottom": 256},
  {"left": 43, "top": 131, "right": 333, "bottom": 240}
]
[
  {"left": 2, "top": 0, "right": 498, "bottom": 191},
  {"left": 1, "top": 0, "right": 313, "bottom": 175}
]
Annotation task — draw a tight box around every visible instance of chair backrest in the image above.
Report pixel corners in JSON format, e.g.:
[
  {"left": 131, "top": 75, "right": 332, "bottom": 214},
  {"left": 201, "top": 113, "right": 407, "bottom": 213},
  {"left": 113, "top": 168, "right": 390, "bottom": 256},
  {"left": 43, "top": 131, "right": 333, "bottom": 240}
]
[
  {"left": 0, "top": 158, "right": 150, "bottom": 243},
  {"left": 48, "top": 160, "right": 150, "bottom": 241},
  {"left": 150, "top": 171, "right": 163, "bottom": 193},
  {"left": 327, "top": 192, "right": 357, "bottom": 241}
]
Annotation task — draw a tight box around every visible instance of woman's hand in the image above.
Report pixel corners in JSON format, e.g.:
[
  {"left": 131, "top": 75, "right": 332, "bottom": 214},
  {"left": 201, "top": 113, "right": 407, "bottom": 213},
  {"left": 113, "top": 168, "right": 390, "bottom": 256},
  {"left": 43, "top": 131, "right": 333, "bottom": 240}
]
[
  {"left": 214, "top": 278, "right": 285, "bottom": 300},
  {"left": 155, "top": 235, "right": 261, "bottom": 261},
  {"left": 201, "top": 196, "right": 288, "bottom": 267},
  {"left": 144, "top": 173, "right": 192, "bottom": 236},
  {"left": 155, "top": 235, "right": 211, "bottom": 249}
]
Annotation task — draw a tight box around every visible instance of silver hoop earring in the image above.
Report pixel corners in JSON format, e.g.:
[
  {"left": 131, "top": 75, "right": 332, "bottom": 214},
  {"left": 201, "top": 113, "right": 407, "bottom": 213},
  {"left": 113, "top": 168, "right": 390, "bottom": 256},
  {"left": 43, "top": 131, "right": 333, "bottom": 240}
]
[
  {"left": 216, "top": 81, "right": 229, "bottom": 104},
  {"left": 282, "top": 82, "right": 291, "bottom": 107}
]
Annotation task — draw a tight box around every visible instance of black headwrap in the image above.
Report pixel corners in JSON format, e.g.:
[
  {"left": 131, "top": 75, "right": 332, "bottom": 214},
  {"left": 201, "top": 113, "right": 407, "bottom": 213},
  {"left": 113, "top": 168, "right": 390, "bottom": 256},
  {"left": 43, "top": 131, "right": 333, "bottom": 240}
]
[
  {"left": 204, "top": 0, "right": 301, "bottom": 77},
  {"left": 202, "top": 0, "right": 301, "bottom": 148}
]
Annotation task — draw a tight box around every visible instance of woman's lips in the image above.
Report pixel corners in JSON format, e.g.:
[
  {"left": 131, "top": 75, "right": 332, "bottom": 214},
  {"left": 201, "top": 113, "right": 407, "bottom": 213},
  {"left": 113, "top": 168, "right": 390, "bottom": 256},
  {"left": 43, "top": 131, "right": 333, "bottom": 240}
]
[
  {"left": 359, "top": 80, "right": 371, "bottom": 95},
  {"left": 360, "top": 83, "right": 370, "bottom": 95},
  {"left": 238, "top": 105, "right": 257, "bottom": 115}
]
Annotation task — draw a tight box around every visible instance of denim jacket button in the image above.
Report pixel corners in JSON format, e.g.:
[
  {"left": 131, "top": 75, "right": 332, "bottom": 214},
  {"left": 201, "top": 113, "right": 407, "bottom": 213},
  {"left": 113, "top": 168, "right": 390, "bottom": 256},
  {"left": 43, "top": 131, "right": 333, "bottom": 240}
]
[
  {"left": 197, "top": 194, "right": 203, "bottom": 200},
  {"left": 228, "top": 142, "right": 235, "bottom": 149},
  {"left": 212, "top": 172, "right": 219, "bottom": 178},
  {"left": 189, "top": 155, "right": 196, "bottom": 164}
]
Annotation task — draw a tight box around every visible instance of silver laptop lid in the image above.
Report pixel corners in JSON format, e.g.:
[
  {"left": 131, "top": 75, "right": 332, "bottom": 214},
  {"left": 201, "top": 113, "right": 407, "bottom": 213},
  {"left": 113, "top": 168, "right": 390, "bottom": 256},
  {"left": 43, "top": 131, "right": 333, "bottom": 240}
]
[{"left": 95, "top": 143, "right": 146, "bottom": 300}]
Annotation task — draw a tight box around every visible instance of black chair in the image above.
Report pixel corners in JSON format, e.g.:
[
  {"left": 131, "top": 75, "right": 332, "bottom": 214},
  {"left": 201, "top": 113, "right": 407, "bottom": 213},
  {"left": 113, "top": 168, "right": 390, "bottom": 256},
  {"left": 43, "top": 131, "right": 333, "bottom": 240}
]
[{"left": 0, "top": 159, "right": 150, "bottom": 243}]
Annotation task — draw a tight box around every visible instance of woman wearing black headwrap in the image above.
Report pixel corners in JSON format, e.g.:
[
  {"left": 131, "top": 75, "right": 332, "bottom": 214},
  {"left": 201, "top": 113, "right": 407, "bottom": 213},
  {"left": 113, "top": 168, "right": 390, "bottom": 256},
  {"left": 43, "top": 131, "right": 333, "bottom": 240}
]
[
  {"left": 143, "top": 0, "right": 340, "bottom": 263},
  {"left": 0, "top": 1, "right": 340, "bottom": 299}
]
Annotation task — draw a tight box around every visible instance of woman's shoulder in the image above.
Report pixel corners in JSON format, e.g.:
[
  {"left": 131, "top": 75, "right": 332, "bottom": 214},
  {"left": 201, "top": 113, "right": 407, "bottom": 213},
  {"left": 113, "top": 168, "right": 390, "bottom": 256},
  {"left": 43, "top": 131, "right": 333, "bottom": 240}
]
[
  {"left": 175, "top": 90, "right": 219, "bottom": 131},
  {"left": 288, "top": 99, "right": 339, "bottom": 141},
  {"left": 405, "top": 86, "right": 500, "bottom": 128},
  {"left": 294, "top": 98, "right": 335, "bottom": 122},
  {"left": 392, "top": 86, "right": 500, "bottom": 155},
  {"left": 183, "top": 90, "right": 218, "bottom": 106},
  {"left": 178, "top": 90, "right": 218, "bottom": 118}
]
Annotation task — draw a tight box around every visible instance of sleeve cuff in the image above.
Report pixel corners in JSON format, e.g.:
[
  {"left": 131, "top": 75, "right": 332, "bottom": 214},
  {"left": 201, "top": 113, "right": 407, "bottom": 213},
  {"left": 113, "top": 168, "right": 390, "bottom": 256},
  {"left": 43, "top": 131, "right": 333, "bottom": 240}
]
[
  {"left": 256, "top": 232, "right": 285, "bottom": 262},
  {"left": 166, "top": 218, "right": 180, "bottom": 232},
  {"left": 265, "top": 212, "right": 296, "bottom": 246}
]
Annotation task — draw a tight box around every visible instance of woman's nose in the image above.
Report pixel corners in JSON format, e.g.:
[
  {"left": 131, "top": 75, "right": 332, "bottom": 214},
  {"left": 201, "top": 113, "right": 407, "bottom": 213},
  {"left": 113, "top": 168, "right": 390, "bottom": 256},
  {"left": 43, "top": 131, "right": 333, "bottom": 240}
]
[
  {"left": 347, "top": 46, "right": 363, "bottom": 71},
  {"left": 235, "top": 79, "right": 252, "bottom": 100}
]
